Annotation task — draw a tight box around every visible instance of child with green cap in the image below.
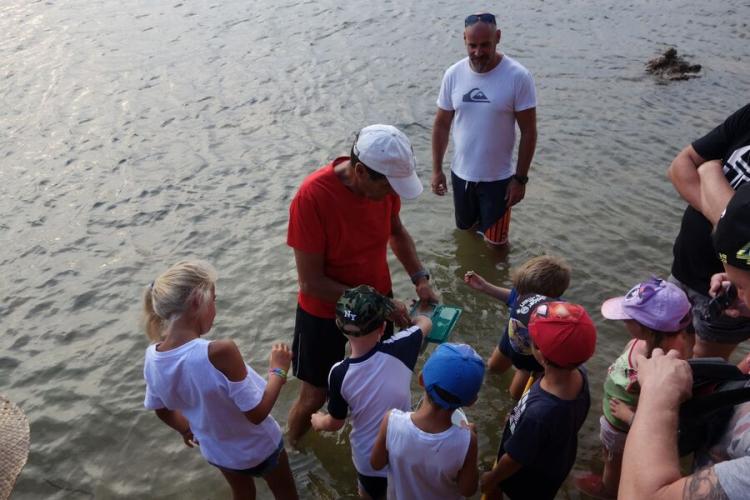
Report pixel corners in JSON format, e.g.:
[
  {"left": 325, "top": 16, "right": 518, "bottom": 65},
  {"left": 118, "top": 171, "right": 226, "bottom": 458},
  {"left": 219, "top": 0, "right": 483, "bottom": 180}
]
[
  {"left": 311, "top": 285, "right": 432, "bottom": 500},
  {"left": 370, "top": 342, "right": 485, "bottom": 499}
]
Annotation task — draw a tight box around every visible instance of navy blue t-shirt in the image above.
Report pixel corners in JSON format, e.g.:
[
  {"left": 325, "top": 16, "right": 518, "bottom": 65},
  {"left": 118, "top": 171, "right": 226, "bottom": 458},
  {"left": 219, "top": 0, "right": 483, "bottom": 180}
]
[
  {"left": 498, "top": 289, "right": 546, "bottom": 373},
  {"left": 497, "top": 369, "right": 591, "bottom": 500}
]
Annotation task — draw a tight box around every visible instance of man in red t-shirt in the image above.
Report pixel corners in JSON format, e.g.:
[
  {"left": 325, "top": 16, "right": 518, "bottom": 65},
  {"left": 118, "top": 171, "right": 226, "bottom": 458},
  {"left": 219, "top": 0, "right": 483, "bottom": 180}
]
[{"left": 287, "top": 124, "right": 438, "bottom": 444}]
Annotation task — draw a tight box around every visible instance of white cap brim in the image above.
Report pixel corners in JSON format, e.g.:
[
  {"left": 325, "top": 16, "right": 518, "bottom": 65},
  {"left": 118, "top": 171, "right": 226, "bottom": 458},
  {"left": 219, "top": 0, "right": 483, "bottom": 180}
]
[
  {"left": 600, "top": 296, "right": 632, "bottom": 321},
  {"left": 387, "top": 171, "right": 423, "bottom": 200}
]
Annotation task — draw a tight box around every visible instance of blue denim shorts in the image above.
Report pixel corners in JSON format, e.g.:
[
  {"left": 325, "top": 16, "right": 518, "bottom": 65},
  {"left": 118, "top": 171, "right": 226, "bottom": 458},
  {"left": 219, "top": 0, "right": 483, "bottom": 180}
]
[{"left": 211, "top": 439, "right": 284, "bottom": 478}]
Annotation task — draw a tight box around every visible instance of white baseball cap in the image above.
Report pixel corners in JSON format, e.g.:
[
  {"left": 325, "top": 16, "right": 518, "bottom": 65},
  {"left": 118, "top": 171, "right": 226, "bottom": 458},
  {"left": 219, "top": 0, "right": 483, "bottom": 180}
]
[{"left": 353, "top": 124, "right": 423, "bottom": 199}]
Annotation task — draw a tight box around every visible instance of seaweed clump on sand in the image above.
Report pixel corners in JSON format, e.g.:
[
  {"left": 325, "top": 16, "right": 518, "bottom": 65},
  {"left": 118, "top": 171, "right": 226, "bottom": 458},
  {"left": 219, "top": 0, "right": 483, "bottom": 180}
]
[{"left": 646, "top": 48, "right": 701, "bottom": 81}]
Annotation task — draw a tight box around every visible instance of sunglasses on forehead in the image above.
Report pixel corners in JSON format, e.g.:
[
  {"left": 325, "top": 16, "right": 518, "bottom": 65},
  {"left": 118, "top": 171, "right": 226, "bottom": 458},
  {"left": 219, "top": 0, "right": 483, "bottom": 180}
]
[{"left": 465, "top": 13, "right": 496, "bottom": 27}]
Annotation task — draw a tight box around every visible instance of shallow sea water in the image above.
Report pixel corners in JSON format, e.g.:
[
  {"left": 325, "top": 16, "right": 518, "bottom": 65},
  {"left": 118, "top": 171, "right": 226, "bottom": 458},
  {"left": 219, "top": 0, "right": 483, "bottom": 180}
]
[{"left": 2, "top": 0, "right": 750, "bottom": 498}]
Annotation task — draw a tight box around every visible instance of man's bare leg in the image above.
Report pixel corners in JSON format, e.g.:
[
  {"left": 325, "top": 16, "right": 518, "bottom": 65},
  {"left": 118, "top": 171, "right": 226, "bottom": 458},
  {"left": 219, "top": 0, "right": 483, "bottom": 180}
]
[{"left": 287, "top": 381, "right": 327, "bottom": 446}]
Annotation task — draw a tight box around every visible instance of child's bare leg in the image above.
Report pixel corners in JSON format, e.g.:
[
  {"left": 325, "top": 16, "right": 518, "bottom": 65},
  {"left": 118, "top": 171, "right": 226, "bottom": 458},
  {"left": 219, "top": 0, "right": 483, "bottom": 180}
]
[
  {"left": 219, "top": 468, "right": 257, "bottom": 500},
  {"left": 601, "top": 449, "right": 623, "bottom": 496},
  {"left": 508, "top": 369, "right": 530, "bottom": 400},
  {"left": 488, "top": 347, "right": 512, "bottom": 375},
  {"left": 263, "top": 449, "right": 299, "bottom": 500}
]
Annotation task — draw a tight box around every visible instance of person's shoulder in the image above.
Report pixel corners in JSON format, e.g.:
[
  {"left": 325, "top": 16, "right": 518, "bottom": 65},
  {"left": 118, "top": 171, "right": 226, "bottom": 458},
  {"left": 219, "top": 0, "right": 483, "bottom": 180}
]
[
  {"left": 207, "top": 339, "right": 244, "bottom": 372},
  {"left": 329, "top": 357, "right": 353, "bottom": 382},
  {"left": 502, "top": 55, "right": 534, "bottom": 81},
  {"left": 503, "top": 55, "right": 531, "bottom": 72},
  {"left": 444, "top": 57, "right": 470, "bottom": 76},
  {"left": 297, "top": 162, "right": 335, "bottom": 190},
  {"left": 383, "top": 325, "right": 422, "bottom": 344}
]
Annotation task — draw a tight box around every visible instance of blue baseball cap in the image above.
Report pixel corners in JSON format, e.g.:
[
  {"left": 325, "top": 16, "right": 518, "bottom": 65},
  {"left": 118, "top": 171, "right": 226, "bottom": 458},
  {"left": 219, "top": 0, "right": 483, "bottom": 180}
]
[{"left": 422, "top": 343, "right": 485, "bottom": 410}]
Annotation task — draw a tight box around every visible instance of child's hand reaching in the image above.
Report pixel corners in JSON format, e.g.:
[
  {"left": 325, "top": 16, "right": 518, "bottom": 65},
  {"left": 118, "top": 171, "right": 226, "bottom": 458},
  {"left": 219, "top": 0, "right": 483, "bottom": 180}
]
[
  {"left": 269, "top": 343, "right": 292, "bottom": 372},
  {"left": 609, "top": 398, "right": 635, "bottom": 427},
  {"left": 464, "top": 271, "right": 488, "bottom": 292}
]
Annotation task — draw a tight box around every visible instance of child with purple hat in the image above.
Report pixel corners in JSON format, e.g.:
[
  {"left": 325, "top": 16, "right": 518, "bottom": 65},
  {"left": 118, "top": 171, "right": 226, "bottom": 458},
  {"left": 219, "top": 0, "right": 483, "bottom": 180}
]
[{"left": 575, "top": 276, "right": 693, "bottom": 499}]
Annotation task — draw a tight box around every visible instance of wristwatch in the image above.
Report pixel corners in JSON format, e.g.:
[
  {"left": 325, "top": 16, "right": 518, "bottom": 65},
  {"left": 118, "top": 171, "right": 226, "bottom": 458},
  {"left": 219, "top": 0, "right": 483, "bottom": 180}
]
[
  {"left": 512, "top": 174, "right": 529, "bottom": 185},
  {"left": 410, "top": 269, "right": 430, "bottom": 285}
]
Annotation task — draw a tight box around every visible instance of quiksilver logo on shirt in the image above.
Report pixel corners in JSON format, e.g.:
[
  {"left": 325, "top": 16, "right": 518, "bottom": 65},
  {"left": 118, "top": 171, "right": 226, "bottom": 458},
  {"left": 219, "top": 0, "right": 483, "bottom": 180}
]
[{"left": 462, "top": 88, "right": 490, "bottom": 103}]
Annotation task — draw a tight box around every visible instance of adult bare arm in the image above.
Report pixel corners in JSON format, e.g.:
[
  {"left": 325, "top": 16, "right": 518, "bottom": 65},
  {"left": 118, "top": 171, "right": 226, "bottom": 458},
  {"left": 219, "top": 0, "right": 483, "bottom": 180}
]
[
  {"left": 507, "top": 107, "right": 537, "bottom": 207},
  {"left": 293, "top": 248, "right": 350, "bottom": 303},
  {"left": 667, "top": 145, "right": 708, "bottom": 211},
  {"left": 697, "top": 160, "right": 734, "bottom": 225},
  {"left": 431, "top": 108, "right": 455, "bottom": 195},
  {"left": 618, "top": 349, "right": 729, "bottom": 500},
  {"left": 390, "top": 214, "right": 438, "bottom": 304}
]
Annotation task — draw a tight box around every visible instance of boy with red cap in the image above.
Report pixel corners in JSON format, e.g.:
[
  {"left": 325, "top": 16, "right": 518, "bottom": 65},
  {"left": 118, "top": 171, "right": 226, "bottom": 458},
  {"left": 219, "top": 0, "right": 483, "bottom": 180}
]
[{"left": 480, "top": 301, "right": 596, "bottom": 500}]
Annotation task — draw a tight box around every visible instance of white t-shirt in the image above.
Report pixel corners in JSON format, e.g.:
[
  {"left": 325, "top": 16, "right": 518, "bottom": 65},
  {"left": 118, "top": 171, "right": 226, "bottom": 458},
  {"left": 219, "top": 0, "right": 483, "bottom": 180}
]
[
  {"left": 143, "top": 338, "right": 282, "bottom": 470},
  {"left": 327, "top": 326, "right": 423, "bottom": 477},
  {"left": 437, "top": 55, "right": 537, "bottom": 182},
  {"left": 385, "top": 409, "right": 471, "bottom": 500}
]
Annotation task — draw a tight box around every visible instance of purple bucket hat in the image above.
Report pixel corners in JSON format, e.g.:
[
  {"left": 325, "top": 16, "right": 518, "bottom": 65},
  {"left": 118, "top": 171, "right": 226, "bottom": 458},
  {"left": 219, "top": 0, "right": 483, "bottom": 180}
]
[{"left": 601, "top": 277, "right": 692, "bottom": 332}]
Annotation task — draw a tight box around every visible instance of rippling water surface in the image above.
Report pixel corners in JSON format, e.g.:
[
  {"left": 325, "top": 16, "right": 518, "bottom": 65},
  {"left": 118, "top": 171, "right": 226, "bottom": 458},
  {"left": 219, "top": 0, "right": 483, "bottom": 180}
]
[{"left": 2, "top": 0, "right": 750, "bottom": 498}]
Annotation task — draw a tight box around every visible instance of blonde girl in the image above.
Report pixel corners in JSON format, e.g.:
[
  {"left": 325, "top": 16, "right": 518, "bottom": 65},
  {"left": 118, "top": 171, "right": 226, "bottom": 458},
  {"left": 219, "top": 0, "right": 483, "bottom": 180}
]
[{"left": 142, "top": 260, "right": 298, "bottom": 500}]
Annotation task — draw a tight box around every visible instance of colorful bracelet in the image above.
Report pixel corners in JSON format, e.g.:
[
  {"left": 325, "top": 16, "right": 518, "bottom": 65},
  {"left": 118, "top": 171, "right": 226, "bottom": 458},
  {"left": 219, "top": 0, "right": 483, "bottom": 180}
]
[{"left": 269, "top": 368, "right": 288, "bottom": 381}]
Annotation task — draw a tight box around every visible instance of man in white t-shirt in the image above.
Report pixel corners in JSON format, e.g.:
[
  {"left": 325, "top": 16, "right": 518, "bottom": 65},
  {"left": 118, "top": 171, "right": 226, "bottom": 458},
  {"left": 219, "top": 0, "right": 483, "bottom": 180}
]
[{"left": 432, "top": 13, "right": 537, "bottom": 245}]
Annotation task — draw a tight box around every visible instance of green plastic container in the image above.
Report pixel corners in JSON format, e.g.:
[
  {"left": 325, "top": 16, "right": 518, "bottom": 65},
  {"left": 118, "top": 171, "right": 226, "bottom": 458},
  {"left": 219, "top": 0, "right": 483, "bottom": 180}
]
[{"left": 410, "top": 303, "right": 463, "bottom": 344}]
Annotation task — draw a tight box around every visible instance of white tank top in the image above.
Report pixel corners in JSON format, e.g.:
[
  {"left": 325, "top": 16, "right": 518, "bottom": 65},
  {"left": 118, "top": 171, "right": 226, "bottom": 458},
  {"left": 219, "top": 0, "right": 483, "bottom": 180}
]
[
  {"left": 385, "top": 409, "right": 471, "bottom": 499},
  {"left": 143, "top": 338, "right": 281, "bottom": 469}
]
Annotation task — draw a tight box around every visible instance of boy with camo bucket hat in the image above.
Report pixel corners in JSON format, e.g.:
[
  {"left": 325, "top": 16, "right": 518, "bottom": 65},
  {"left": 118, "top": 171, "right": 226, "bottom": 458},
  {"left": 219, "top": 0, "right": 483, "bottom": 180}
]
[{"left": 311, "top": 285, "right": 432, "bottom": 499}]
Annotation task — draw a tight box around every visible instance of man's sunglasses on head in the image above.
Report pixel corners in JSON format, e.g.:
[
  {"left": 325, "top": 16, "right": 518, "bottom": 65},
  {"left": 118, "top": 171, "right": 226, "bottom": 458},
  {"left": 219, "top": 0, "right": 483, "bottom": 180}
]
[{"left": 465, "top": 13, "right": 496, "bottom": 27}]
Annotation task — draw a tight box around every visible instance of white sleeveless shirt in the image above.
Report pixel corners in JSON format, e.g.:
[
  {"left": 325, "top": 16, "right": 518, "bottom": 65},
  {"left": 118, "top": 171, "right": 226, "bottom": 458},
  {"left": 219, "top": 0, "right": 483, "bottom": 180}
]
[
  {"left": 143, "top": 338, "right": 281, "bottom": 469},
  {"left": 385, "top": 409, "right": 471, "bottom": 499}
]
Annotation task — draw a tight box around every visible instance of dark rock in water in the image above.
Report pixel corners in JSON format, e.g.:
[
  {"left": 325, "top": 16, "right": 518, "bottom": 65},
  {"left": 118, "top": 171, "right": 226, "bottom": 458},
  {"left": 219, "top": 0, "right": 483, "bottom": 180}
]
[{"left": 646, "top": 48, "right": 701, "bottom": 81}]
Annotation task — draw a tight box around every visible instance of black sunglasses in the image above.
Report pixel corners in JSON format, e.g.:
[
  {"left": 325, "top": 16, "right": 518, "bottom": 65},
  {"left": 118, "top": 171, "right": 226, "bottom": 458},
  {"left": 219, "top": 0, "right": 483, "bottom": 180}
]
[{"left": 465, "top": 13, "right": 496, "bottom": 27}]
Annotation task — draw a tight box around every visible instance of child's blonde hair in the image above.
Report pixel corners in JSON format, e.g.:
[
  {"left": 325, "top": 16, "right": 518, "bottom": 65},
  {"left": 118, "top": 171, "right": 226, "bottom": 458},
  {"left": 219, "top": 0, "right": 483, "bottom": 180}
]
[
  {"left": 511, "top": 255, "right": 571, "bottom": 298},
  {"left": 142, "top": 260, "right": 217, "bottom": 342}
]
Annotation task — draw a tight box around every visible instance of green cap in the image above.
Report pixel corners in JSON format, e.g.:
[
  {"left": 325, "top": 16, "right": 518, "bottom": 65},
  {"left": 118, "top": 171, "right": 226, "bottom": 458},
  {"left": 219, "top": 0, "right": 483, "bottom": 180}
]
[{"left": 335, "top": 285, "right": 394, "bottom": 337}]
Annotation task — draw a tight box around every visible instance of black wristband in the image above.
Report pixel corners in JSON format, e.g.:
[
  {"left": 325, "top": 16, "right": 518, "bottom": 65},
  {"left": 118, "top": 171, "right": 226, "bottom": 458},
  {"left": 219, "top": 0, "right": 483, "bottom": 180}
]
[
  {"left": 410, "top": 269, "right": 430, "bottom": 285},
  {"left": 512, "top": 174, "right": 529, "bottom": 185}
]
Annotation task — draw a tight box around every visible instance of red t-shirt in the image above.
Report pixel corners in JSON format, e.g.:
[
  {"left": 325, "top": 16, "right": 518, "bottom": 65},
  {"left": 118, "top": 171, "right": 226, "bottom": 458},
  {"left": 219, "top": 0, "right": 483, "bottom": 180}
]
[{"left": 287, "top": 158, "right": 400, "bottom": 318}]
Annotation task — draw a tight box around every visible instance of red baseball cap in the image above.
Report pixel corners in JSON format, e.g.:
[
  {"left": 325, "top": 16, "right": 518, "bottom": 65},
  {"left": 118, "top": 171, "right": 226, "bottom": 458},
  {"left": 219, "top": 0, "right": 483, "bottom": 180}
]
[{"left": 529, "top": 302, "right": 597, "bottom": 368}]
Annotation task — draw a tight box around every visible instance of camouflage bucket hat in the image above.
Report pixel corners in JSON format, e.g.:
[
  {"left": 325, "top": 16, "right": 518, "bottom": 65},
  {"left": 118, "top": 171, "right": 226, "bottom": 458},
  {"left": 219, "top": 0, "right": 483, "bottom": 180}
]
[{"left": 335, "top": 285, "right": 394, "bottom": 337}]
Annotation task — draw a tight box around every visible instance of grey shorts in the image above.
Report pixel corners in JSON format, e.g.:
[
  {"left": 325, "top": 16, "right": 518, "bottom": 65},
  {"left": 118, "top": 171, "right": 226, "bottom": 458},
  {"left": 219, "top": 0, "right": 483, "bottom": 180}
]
[{"left": 669, "top": 275, "right": 750, "bottom": 344}]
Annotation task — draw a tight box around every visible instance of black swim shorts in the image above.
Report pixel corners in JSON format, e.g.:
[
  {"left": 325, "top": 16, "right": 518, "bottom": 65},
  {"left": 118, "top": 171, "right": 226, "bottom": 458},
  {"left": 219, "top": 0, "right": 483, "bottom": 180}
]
[{"left": 451, "top": 171, "right": 511, "bottom": 232}]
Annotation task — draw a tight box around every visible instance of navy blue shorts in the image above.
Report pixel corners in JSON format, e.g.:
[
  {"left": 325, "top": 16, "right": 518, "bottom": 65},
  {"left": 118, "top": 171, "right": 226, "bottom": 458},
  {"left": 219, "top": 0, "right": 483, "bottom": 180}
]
[
  {"left": 211, "top": 439, "right": 284, "bottom": 478},
  {"left": 451, "top": 171, "right": 511, "bottom": 232},
  {"left": 293, "top": 304, "right": 394, "bottom": 388},
  {"left": 499, "top": 328, "right": 543, "bottom": 372},
  {"left": 358, "top": 473, "right": 387, "bottom": 499}
]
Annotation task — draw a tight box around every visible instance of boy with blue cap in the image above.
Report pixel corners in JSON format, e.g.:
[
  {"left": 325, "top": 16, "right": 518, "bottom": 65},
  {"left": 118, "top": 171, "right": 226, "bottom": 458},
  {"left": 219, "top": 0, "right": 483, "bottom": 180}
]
[{"left": 370, "top": 343, "right": 485, "bottom": 499}]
